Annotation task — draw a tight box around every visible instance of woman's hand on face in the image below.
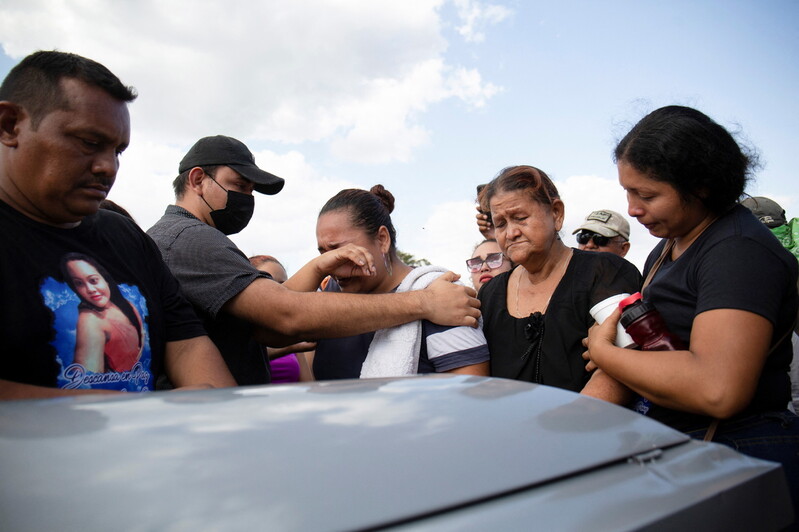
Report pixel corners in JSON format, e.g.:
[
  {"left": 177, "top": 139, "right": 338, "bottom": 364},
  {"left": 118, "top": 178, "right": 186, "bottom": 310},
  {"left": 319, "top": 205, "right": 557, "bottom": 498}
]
[
  {"left": 582, "top": 307, "right": 621, "bottom": 371},
  {"left": 315, "top": 243, "right": 376, "bottom": 279}
]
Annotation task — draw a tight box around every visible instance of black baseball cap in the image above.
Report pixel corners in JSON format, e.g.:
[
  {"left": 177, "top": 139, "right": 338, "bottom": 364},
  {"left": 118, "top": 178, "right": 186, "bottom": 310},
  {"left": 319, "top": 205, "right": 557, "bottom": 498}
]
[{"left": 179, "top": 135, "right": 285, "bottom": 195}]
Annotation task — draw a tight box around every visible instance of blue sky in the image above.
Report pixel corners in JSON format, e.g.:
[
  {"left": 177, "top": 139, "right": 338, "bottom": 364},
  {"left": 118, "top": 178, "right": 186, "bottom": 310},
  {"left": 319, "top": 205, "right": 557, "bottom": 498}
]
[{"left": 1, "top": 1, "right": 797, "bottom": 281}]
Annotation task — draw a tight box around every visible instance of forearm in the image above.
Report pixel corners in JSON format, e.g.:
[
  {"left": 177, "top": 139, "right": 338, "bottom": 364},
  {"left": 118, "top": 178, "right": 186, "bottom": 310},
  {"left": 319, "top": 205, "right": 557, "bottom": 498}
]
[
  {"left": 231, "top": 274, "right": 479, "bottom": 342},
  {"left": 266, "top": 346, "right": 297, "bottom": 360},
  {"left": 590, "top": 343, "right": 748, "bottom": 417},
  {"left": 283, "top": 259, "right": 327, "bottom": 292},
  {"left": 579, "top": 369, "right": 633, "bottom": 405},
  {"left": 266, "top": 342, "right": 316, "bottom": 360},
  {"left": 446, "top": 361, "right": 489, "bottom": 376},
  {"left": 283, "top": 245, "right": 376, "bottom": 293},
  {"left": 165, "top": 337, "right": 237, "bottom": 388},
  {"left": 262, "top": 290, "right": 427, "bottom": 339},
  {"left": 297, "top": 352, "right": 314, "bottom": 382},
  {"left": 0, "top": 379, "right": 118, "bottom": 400}
]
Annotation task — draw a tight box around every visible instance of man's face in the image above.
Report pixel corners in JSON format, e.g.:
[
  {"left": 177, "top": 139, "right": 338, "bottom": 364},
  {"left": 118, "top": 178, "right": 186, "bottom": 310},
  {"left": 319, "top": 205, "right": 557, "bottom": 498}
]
[
  {"left": 0, "top": 78, "right": 131, "bottom": 227},
  {"left": 200, "top": 165, "right": 255, "bottom": 211},
  {"left": 575, "top": 230, "right": 630, "bottom": 257}
]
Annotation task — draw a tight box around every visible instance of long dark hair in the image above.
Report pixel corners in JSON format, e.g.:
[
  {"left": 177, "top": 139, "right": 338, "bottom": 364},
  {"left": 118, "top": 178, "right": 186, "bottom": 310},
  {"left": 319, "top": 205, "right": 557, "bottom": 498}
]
[
  {"left": 319, "top": 185, "right": 398, "bottom": 252},
  {"left": 60, "top": 252, "right": 142, "bottom": 347},
  {"left": 614, "top": 105, "right": 757, "bottom": 215}
]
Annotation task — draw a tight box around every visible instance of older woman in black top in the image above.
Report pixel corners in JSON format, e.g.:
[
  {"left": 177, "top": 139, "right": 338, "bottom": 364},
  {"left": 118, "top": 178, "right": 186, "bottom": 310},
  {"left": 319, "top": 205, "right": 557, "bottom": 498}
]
[{"left": 478, "top": 165, "right": 641, "bottom": 399}]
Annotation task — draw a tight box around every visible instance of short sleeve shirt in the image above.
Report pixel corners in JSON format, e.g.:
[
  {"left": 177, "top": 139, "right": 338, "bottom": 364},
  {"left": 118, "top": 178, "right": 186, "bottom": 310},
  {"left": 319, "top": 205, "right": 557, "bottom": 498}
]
[
  {"left": 641, "top": 206, "right": 798, "bottom": 429},
  {"left": 147, "top": 206, "right": 271, "bottom": 385},
  {"left": 0, "top": 200, "right": 205, "bottom": 392}
]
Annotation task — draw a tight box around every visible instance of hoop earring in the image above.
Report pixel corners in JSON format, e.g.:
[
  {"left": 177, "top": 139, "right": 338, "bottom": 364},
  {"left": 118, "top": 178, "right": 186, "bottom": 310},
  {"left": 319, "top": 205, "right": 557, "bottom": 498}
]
[{"left": 383, "top": 252, "right": 393, "bottom": 277}]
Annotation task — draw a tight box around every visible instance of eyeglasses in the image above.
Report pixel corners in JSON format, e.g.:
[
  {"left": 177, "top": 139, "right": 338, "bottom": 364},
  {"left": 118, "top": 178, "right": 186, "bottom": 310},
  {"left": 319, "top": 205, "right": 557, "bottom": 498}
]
[
  {"left": 466, "top": 252, "right": 506, "bottom": 273},
  {"left": 575, "top": 230, "right": 621, "bottom": 247}
]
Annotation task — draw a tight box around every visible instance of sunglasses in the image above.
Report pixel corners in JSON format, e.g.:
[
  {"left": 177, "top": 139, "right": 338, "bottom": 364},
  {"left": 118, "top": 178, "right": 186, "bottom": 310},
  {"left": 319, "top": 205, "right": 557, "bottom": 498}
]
[
  {"left": 466, "top": 252, "right": 506, "bottom": 273},
  {"left": 575, "top": 230, "right": 616, "bottom": 247}
]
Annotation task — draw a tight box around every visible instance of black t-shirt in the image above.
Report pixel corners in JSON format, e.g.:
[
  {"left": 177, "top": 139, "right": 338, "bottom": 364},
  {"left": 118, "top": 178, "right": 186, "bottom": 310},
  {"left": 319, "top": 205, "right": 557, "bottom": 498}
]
[
  {"left": 313, "top": 331, "right": 375, "bottom": 380},
  {"left": 0, "top": 200, "right": 206, "bottom": 391},
  {"left": 641, "top": 205, "right": 798, "bottom": 430},
  {"left": 479, "top": 249, "right": 642, "bottom": 392}
]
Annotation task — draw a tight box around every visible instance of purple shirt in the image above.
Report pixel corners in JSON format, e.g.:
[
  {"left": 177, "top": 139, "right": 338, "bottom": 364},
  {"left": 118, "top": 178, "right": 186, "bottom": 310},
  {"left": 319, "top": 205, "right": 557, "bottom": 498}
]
[{"left": 271, "top": 354, "right": 300, "bottom": 383}]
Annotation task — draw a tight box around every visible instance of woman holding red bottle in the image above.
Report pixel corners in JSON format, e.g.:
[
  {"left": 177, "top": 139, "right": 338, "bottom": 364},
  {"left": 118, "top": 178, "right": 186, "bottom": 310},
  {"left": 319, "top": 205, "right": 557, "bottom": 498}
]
[{"left": 583, "top": 105, "right": 799, "bottom": 517}]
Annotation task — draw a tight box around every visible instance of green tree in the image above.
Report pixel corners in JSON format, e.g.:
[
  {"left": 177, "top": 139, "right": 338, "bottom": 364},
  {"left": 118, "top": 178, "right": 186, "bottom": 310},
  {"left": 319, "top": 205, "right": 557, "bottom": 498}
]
[{"left": 397, "top": 250, "right": 431, "bottom": 267}]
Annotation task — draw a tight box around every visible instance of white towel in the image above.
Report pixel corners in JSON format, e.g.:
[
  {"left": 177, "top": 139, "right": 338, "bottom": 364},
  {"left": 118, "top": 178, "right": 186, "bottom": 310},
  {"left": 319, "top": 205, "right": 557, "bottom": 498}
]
[{"left": 359, "top": 265, "right": 449, "bottom": 378}]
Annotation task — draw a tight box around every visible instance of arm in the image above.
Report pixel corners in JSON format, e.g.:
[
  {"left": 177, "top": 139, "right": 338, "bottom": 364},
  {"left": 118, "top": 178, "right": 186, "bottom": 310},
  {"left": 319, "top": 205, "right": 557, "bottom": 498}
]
[
  {"left": 447, "top": 361, "right": 489, "bottom": 376},
  {"left": 283, "top": 244, "right": 376, "bottom": 292},
  {"left": 585, "top": 307, "right": 773, "bottom": 418},
  {"left": 226, "top": 271, "right": 481, "bottom": 345},
  {"left": 304, "top": 350, "right": 316, "bottom": 380},
  {"left": 266, "top": 342, "right": 316, "bottom": 361},
  {"left": 296, "top": 352, "right": 314, "bottom": 382},
  {"left": 0, "top": 379, "right": 119, "bottom": 400},
  {"left": 73, "top": 313, "right": 107, "bottom": 373},
  {"left": 580, "top": 369, "right": 634, "bottom": 405},
  {"left": 164, "top": 336, "right": 237, "bottom": 389}
]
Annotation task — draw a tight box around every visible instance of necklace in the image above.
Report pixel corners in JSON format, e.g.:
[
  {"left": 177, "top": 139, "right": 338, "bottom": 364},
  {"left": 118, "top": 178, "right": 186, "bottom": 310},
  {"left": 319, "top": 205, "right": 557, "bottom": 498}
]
[{"left": 515, "top": 248, "right": 572, "bottom": 316}]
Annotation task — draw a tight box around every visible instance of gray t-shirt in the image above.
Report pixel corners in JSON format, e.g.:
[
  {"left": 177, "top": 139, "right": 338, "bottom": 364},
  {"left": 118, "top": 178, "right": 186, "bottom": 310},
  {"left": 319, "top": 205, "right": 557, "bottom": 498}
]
[{"left": 147, "top": 205, "right": 271, "bottom": 384}]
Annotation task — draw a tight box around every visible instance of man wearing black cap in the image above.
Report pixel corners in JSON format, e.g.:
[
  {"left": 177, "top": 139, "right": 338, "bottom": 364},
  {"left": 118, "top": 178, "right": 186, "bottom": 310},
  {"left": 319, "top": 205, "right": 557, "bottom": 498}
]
[{"left": 147, "top": 135, "right": 481, "bottom": 385}]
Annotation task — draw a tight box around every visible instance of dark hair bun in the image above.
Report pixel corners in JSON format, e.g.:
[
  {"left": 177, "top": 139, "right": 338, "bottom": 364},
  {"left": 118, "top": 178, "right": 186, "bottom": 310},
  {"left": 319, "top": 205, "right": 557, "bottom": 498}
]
[{"left": 370, "top": 184, "right": 395, "bottom": 214}]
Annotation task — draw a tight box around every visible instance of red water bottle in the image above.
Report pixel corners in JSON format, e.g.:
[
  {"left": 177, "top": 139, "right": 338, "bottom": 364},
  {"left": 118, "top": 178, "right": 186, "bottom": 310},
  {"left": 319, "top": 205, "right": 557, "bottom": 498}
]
[{"left": 618, "top": 293, "right": 687, "bottom": 351}]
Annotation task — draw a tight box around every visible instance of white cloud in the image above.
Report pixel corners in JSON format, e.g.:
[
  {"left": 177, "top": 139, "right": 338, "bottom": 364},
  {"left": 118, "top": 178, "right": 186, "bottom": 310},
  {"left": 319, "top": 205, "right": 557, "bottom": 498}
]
[
  {"left": 446, "top": 66, "right": 502, "bottom": 108},
  {"left": 0, "top": 0, "right": 511, "bottom": 280},
  {"left": 103, "top": 139, "right": 183, "bottom": 229},
  {"left": 453, "top": 0, "right": 513, "bottom": 43},
  {"left": 0, "top": 0, "right": 502, "bottom": 164},
  {"left": 406, "top": 200, "right": 485, "bottom": 284},
  {"left": 557, "top": 174, "right": 660, "bottom": 272}
]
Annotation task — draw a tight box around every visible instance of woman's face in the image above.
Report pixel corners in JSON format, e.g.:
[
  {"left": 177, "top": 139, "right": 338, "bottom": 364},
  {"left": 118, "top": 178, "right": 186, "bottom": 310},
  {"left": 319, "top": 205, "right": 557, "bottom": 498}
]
[
  {"left": 490, "top": 190, "right": 564, "bottom": 266},
  {"left": 618, "top": 161, "right": 709, "bottom": 239},
  {"left": 66, "top": 260, "right": 111, "bottom": 308},
  {"left": 469, "top": 241, "right": 511, "bottom": 290},
  {"left": 316, "top": 209, "right": 386, "bottom": 294}
]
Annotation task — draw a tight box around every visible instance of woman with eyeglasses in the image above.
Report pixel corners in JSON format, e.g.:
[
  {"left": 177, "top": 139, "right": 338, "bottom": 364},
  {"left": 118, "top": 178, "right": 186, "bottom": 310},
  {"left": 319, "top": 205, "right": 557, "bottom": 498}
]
[
  {"left": 292, "top": 185, "right": 490, "bottom": 380},
  {"left": 583, "top": 106, "right": 798, "bottom": 514},
  {"left": 468, "top": 239, "right": 513, "bottom": 291},
  {"left": 477, "top": 166, "right": 641, "bottom": 399}
]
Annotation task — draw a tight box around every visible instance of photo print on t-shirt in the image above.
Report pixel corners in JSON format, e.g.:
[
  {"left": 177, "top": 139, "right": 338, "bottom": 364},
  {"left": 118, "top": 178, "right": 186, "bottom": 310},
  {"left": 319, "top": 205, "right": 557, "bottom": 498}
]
[{"left": 40, "top": 252, "right": 153, "bottom": 392}]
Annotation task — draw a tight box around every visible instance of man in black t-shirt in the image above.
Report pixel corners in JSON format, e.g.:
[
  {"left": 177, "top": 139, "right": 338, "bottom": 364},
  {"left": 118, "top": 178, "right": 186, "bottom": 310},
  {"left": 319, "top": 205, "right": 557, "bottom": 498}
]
[{"left": 0, "top": 51, "right": 236, "bottom": 399}]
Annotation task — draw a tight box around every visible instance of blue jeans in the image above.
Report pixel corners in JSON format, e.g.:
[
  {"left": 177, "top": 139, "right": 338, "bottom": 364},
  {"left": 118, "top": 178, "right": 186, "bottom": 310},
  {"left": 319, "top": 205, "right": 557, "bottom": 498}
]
[{"left": 687, "top": 411, "right": 799, "bottom": 529}]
